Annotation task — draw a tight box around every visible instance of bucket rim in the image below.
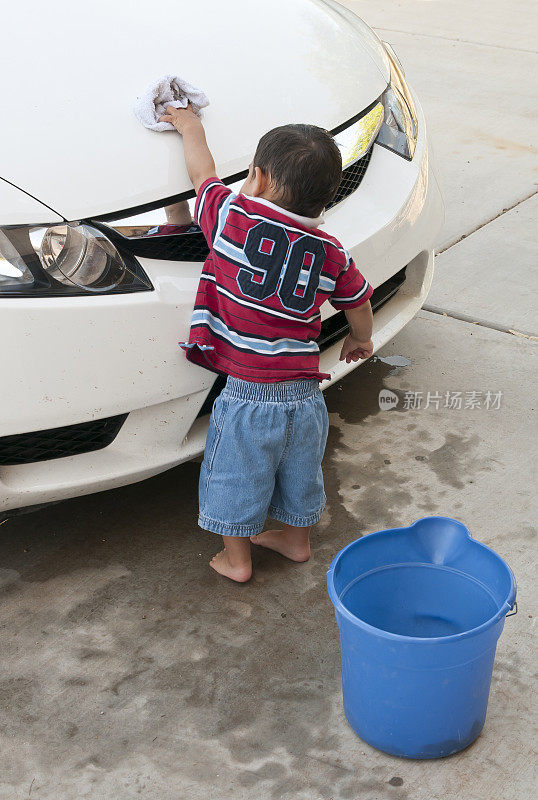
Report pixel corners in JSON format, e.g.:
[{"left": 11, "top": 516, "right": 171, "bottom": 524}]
[{"left": 326, "top": 516, "right": 517, "bottom": 644}]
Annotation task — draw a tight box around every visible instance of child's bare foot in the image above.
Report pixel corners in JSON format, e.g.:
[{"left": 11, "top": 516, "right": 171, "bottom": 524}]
[
  {"left": 210, "top": 550, "right": 252, "bottom": 582},
  {"left": 250, "top": 525, "right": 311, "bottom": 562},
  {"left": 210, "top": 536, "right": 252, "bottom": 582}
]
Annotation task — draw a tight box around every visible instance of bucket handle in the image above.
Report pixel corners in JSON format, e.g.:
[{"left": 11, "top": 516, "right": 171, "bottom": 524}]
[{"left": 506, "top": 601, "right": 518, "bottom": 618}]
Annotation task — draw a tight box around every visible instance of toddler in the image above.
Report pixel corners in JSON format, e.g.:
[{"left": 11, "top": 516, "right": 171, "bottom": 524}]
[{"left": 159, "top": 104, "right": 374, "bottom": 582}]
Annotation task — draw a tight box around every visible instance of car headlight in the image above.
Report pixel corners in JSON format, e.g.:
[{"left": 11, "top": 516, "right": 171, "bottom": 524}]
[
  {"left": 334, "top": 102, "right": 384, "bottom": 167},
  {"left": 376, "top": 44, "right": 418, "bottom": 160},
  {"left": 0, "top": 222, "right": 152, "bottom": 296}
]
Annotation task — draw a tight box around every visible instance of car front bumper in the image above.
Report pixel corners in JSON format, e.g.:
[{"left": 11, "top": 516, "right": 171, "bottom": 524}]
[{"left": 0, "top": 101, "right": 443, "bottom": 513}]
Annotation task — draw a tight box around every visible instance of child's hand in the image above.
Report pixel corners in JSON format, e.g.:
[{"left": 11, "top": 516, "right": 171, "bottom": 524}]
[
  {"left": 339, "top": 334, "right": 374, "bottom": 363},
  {"left": 158, "top": 102, "right": 216, "bottom": 194},
  {"left": 158, "top": 103, "right": 201, "bottom": 134}
]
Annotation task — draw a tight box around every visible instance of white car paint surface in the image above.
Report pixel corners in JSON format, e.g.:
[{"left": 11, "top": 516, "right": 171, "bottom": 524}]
[
  {"left": 0, "top": 0, "right": 443, "bottom": 513},
  {"left": 1, "top": 0, "right": 388, "bottom": 220}
]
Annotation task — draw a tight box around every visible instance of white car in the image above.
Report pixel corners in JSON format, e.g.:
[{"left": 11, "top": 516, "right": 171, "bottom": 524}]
[{"left": 0, "top": 0, "right": 443, "bottom": 515}]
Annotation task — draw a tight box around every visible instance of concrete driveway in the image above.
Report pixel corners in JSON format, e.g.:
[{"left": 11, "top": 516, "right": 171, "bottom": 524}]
[{"left": 1, "top": 2, "right": 536, "bottom": 798}]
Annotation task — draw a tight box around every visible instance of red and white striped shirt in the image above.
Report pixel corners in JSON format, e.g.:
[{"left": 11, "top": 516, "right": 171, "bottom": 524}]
[{"left": 181, "top": 178, "right": 372, "bottom": 382}]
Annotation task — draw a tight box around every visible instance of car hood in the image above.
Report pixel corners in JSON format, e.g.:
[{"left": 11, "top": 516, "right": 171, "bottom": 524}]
[{"left": 1, "top": 0, "right": 388, "bottom": 221}]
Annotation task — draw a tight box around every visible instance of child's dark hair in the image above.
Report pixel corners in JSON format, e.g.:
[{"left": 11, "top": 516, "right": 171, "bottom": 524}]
[{"left": 253, "top": 124, "right": 342, "bottom": 218}]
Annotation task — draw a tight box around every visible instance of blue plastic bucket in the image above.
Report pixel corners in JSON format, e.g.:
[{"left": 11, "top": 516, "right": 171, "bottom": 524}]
[{"left": 327, "top": 517, "right": 516, "bottom": 758}]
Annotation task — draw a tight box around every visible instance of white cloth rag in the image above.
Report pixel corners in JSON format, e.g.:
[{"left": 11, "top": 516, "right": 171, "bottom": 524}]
[{"left": 134, "top": 74, "right": 209, "bottom": 132}]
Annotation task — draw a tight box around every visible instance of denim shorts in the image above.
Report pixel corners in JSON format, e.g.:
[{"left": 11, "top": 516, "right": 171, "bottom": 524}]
[{"left": 198, "top": 376, "right": 329, "bottom": 537}]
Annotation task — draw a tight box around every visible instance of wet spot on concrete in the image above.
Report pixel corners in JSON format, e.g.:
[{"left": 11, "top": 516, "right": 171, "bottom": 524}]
[
  {"left": 341, "top": 777, "right": 410, "bottom": 800},
  {"left": 513, "top": 525, "right": 537, "bottom": 542},
  {"left": 389, "top": 776, "right": 404, "bottom": 786},
  {"left": 0, "top": 568, "right": 20, "bottom": 590},
  {"left": 238, "top": 760, "right": 287, "bottom": 787},
  {"left": 74, "top": 754, "right": 102, "bottom": 770},
  {"left": 78, "top": 648, "right": 108, "bottom": 660},
  {"left": 428, "top": 433, "right": 488, "bottom": 490},
  {"left": 64, "top": 677, "right": 87, "bottom": 687},
  {"left": 332, "top": 451, "right": 415, "bottom": 532},
  {"left": 322, "top": 423, "right": 365, "bottom": 540},
  {"left": 0, "top": 678, "right": 35, "bottom": 711},
  {"left": 325, "top": 358, "right": 408, "bottom": 424},
  {"left": 354, "top": 474, "right": 413, "bottom": 530},
  {"left": 108, "top": 669, "right": 148, "bottom": 696},
  {"left": 373, "top": 354, "right": 412, "bottom": 374}
]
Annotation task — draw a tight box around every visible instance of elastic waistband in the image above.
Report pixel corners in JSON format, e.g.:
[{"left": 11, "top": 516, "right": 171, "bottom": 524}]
[{"left": 223, "top": 376, "right": 320, "bottom": 402}]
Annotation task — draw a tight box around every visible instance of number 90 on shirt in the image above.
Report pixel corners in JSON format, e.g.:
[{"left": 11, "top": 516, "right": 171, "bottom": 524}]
[{"left": 237, "top": 221, "right": 325, "bottom": 313}]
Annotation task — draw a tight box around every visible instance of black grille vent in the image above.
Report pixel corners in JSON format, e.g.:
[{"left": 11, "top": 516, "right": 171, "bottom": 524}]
[
  {"left": 326, "top": 149, "right": 372, "bottom": 210},
  {"left": 0, "top": 414, "right": 128, "bottom": 466},
  {"left": 112, "top": 229, "right": 210, "bottom": 264}
]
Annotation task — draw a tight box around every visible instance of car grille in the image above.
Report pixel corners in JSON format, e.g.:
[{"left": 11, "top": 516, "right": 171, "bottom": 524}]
[
  {"left": 111, "top": 228, "right": 210, "bottom": 263},
  {"left": 195, "top": 266, "right": 407, "bottom": 418},
  {"left": 0, "top": 414, "right": 128, "bottom": 466},
  {"left": 326, "top": 149, "right": 372, "bottom": 210}
]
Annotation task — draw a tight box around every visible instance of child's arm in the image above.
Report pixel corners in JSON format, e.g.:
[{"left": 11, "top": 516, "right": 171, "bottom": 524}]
[
  {"left": 158, "top": 104, "right": 217, "bottom": 194},
  {"left": 339, "top": 301, "right": 374, "bottom": 363}
]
